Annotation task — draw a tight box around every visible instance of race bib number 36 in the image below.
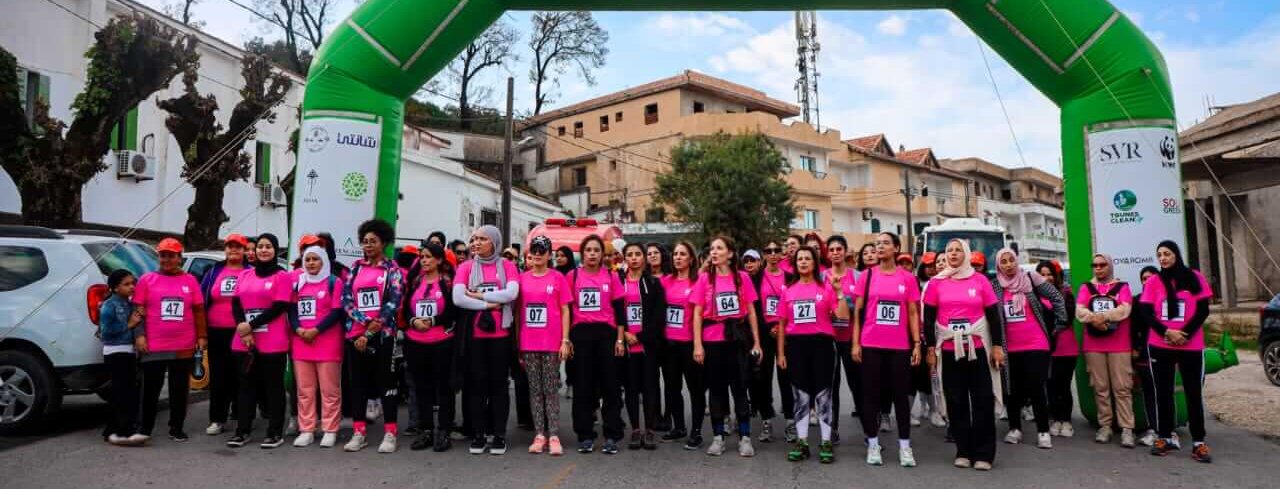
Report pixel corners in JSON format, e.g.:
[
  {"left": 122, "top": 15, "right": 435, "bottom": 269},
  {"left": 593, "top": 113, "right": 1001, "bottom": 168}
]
[
  {"left": 160, "top": 297, "right": 185, "bottom": 321},
  {"left": 357, "top": 287, "right": 381, "bottom": 312},
  {"left": 715, "top": 292, "right": 740, "bottom": 317},
  {"left": 627, "top": 304, "right": 643, "bottom": 328},
  {"left": 578, "top": 288, "right": 601, "bottom": 312}
]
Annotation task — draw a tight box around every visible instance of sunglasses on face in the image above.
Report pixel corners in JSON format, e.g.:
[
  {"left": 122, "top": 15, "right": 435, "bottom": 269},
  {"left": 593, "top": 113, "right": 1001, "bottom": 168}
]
[
  {"left": 743, "top": 257, "right": 759, "bottom": 263},
  {"left": 1092, "top": 262, "right": 1108, "bottom": 268},
  {"left": 763, "top": 248, "right": 781, "bottom": 254}
]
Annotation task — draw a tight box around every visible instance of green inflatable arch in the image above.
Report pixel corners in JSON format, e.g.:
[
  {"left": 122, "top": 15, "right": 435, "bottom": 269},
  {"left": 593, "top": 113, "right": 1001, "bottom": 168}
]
[{"left": 291, "top": 0, "right": 1237, "bottom": 427}]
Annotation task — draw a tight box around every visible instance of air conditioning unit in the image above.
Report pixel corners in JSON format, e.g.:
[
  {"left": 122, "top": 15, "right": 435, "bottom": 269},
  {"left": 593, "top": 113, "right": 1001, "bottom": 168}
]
[
  {"left": 861, "top": 209, "right": 874, "bottom": 221},
  {"left": 260, "top": 183, "right": 288, "bottom": 208},
  {"left": 115, "top": 150, "right": 156, "bottom": 181}
]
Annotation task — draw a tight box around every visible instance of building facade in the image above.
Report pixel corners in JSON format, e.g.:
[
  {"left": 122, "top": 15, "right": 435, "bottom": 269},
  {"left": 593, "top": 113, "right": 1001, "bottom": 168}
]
[{"left": 940, "top": 157, "right": 1067, "bottom": 263}]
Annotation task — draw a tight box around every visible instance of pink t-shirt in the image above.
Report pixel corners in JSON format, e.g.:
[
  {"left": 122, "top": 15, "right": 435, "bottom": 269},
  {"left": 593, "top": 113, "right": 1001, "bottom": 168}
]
[
  {"left": 347, "top": 262, "right": 399, "bottom": 340},
  {"left": 1002, "top": 291, "right": 1050, "bottom": 352},
  {"left": 778, "top": 259, "right": 794, "bottom": 275},
  {"left": 133, "top": 272, "right": 203, "bottom": 353},
  {"left": 923, "top": 274, "right": 998, "bottom": 352},
  {"left": 231, "top": 269, "right": 293, "bottom": 354},
  {"left": 569, "top": 267, "right": 625, "bottom": 327},
  {"left": 206, "top": 266, "right": 244, "bottom": 329},
  {"left": 855, "top": 267, "right": 921, "bottom": 351},
  {"left": 291, "top": 277, "right": 345, "bottom": 362},
  {"left": 518, "top": 270, "right": 572, "bottom": 353},
  {"left": 757, "top": 269, "right": 788, "bottom": 324},
  {"left": 1141, "top": 271, "right": 1213, "bottom": 351},
  {"left": 782, "top": 281, "right": 838, "bottom": 337},
  {"left": 456, "top": 260, "right": 521, "bottom": 339},
  {"left": 1078, "top": 282, "right": 1134, "bottom": 353},
  {"left": 825, "top": 268, "right": 857, "bottom": 342},
  {"left": 405, "top": 276, "right": 450, "bottom": 345},
  {"left": 690, "top": 270, "right": 758, "bottom": 343},
  {"left": 622, "top": 277, "right": 646, "bottom": 353},
  {"left": 662, "top": 276, "right": 696, "bottom": 343}
]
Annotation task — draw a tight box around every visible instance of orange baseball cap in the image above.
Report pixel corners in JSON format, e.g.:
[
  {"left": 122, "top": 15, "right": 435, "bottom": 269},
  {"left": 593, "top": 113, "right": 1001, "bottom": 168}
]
[
  {"left": 970, "top": 251, "right": 986, "bottom": 268},
  {"left": 223, "top": 233, "right": 249, "bottom": 248},
  {"left": 156, "top": 238, "right": 184, "bottom": 254},
  {"left": 896, "top": 253, "right": 913, "bottom": 265},
  {"left": 921, "top": 252, "right": 937, "bottom": 265},
  {"left": 298, "top": 234, "right": 323, "bottom": 250},
  {"left": 401, "top": 245, "right": 420, "bottom": 255}
]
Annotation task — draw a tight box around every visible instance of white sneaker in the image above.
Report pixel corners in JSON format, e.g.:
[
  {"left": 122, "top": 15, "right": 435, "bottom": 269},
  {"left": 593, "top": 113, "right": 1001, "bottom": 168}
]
[
  {"left": 1037, "top": 432, "right": 1053, "bottom": 449},
  {"left": 1095, "top": 426, "right": 1113, "bottom": 444},
  {"left": 378, "top": 433, "right": 397, "bottom": 453},
  {"left": 757, "top": 420, "right": 772, "bottom": 443},
  {"left": 738, "top": 436, "right": 755, "bottom": 457},
  {"left": 784, "top": 420, "right": 798, "bottom": 443},
  {"left": 1004, "top": 429, "right": 1023, "bottom": 445},
  {"left": 1139, "top": 429, "right": 1156, "bottom": 447},
  {"left": 866, "top": 443, "right": 883, "bottom": 465},
  {"left": 344, "top": 433, "right": 368, "bottom": 452},
  {"left": 107, "top": 434, "right": 133, "bottom": 446},
  {"left": 930, "top": 411, "right": 947, "bottom": 428},
  {"left": 1170, "top": 433, "right": 1181, "bottom": 449},
  {"left": 910, "top": 416, "right": 922, "bottom": 427},
  {"left": 127, "top": 433, "right": 150, "bottom": 445},
  {"left": 1059, "top": 422, "right": 1074, "bottom": 438},
  {"left": 899, "top": 446, "right": 916, "bottom": 467},
  {"left": 1049, "top": 421, "right": 1062, "bottom": 437},
  {"left": 293, "top": 432, "right": 315, "bottom": 447},
  {"left": 707, "top": 435, "right": 726, "bottom": 456},
  {"left": 1120, "top": 429, "right": 1136, "bottom": 448},
  {"left": 205, "top": 422, "right": 224, "bottom": 436},
  {"left": 320, "top": 432, "right": 338, "bottom": 448}
]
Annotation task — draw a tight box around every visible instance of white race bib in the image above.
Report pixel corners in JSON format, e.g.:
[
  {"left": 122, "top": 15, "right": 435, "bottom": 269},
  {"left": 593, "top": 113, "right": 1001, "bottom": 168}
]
[
  {"left": 875, "top": 300, "right": 902, "bottom": 326},
  {"left": 246, "top": 308, "right": 266, "bottom": 332},
  {"left": 1004, "top": 301, "right": 1027, "bottom": 323},
  {"left": 715, "top": 291, "right": 740, "bottom": 317},
  {"left": 792, "top": 300, "right": 817, "bottom": 325},
  {"left": 1091, "top": 296, "right": 1116, "bottom": 313},
  {"left": 160, "top": 297, "right": 185, "bottom": 322},
  {"left": 297, "top": 297, "right": 317, "bottom": 321},
  {"left": 415, "top": 300, "right": 437, "bottom": 319},
  {"left": 948, "top": 318, "right": 973, "bottom": 335},
  {"left": 525, "top": 303, "right": 548, "bottom": 328},
  {"left": 578, "top": 288, "right": 602, "bottom": 312},
  {"left": 765, "top": 296, "right": 780, "bottom": 316},
  {"left": 1160, "top": 299, "right": 1187, "bottom": 322},
  {"left": 219, "top": 276, "right": 237, "bottom": 297},
  {"left": 357, "top": 287, "right": 381, "bottom": 312},
  {"left": 666, "top": 306, "right": 685, "bottom": 329},
  {"left": 477, "top": 283, "right": 498, "bottom": 295},
  {"left": 626, "top": 303, "right": 643, "bottom": 328}
]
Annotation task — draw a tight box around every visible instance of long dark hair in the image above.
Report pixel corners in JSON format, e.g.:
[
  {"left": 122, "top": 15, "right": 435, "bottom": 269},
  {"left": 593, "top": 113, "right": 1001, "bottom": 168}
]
[
  {"left": 1035, "top": 260, "right": 1062, "bottom": 286},
  {"left": 579, "top": 235, "right": 606, "bottom": 270},
  {"left": 645, "top": 242, "right": 674, "bottom": 277},
  {"left": 408, "top": 243, "right": 452, "bottom": 298},
  {"left": 1156, "top": 240, "right": 1201, "bottom": 309},
  {"left": 787, "top": 246, "right": 820, "bottom": 286},
  {"left": 622, "top": 242, "right": 651, "bottom": 278},
  {"left": 554, "top": 245, "right": 577, "bottom": 275},
  {"left": 803, "top": 231, "right": 829, "bottom": 268},
  {"left": 672, "top": 241, "right": 699, "bottom": 281},
  {"left": 855, "top": 243, "right": 877, "bottom": 271},
  {"left": 705, "top": 235, "right": 743, "bottom": 296}
]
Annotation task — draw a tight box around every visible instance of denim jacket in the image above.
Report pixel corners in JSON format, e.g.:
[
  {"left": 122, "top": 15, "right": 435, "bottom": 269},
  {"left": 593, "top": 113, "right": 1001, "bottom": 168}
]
[{"left": 98, "top": 294, "right": 136, "bottom": 346}]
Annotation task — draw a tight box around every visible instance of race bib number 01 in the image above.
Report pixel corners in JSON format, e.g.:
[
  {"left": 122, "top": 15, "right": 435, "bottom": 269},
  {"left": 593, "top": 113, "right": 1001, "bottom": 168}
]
[
  {"left": 1004, "top": 301, "right": 1027, "bottom": 323},
  {"left": 716, "top": 292, "right": 740, "bottom": 317},
  {"left": 415, "top": 300, "right": 437, "bottom": 319},
  {"left": 1160, "top": 299, "right": 1187, "bottom": 322},
  {"left": 160, "top": 297, "right": 185, "bottom": 322},
  {"left": 875, "top": 300, "right": 901, "bottom": 326},
  {"left": 297, "top": 297, "right": 317, "bottom": 321},
  {"left": 792, "top": 300, "right": 817, "bottom": 325},
  {"left": 219, "top": 276, "right": 237, "bottom": 297},
  {"left": 246, "top": 309, "right": 266, "bottom": 332},
  {"left": 765, "top": 296, "right": 780, "bottom": 316},
  {"left": 578, "top": 288, "right": 601, "bottom": 312},
  {"left": 666, "top": 306, "right": 685, "bottom": 328},
  {"left": 357, "top": 287, "right": 381, "bottom": 312},
  {"left": 627, "top": 303, "right": 643, "bottom": 328},
  {"left": 525, "top": 303, "right": 548, "bottom": 328}
]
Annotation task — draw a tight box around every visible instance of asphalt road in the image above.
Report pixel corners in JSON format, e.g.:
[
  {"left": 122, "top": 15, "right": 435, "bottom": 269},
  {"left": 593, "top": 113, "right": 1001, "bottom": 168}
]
[{"left": 3, "top": 384, "right": 1278, "bottom": 489}]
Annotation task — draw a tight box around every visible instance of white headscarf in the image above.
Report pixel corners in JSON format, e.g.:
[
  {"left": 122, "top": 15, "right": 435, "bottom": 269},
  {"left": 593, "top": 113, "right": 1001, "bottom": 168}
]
[
  {"left": 932, "top": 238, "right": 975, "bottom": 281},
  {"left": 298, "top": 246, "right": 331, "bottom": 287}
]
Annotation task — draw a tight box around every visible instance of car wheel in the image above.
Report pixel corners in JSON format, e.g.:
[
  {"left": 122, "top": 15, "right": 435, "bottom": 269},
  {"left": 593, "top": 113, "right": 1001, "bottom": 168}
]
[
  {"left": 1264, "top": 341, "right": 1280, "bottom": 387},
  {"left": 0, "top": 350, "right": 60, "bottom": 435}
]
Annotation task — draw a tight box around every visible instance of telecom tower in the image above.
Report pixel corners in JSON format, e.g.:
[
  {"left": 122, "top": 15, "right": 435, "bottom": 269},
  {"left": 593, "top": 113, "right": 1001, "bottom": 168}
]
[{"left": 795, "top": 11, "right": 821, "bottom": 128}]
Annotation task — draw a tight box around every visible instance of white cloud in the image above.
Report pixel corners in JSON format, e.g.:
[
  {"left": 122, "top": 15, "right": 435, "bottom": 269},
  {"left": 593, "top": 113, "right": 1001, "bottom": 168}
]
[
  {"left": 646, "top": 13, "right": 754, "bottom": 37},
  {"left": 1185, "top": 9, "right": 1201, "bottom": 23},
  {"left": 877, "top": 15, "right": 908, "bottom": 36},
  {"left": 1123, "top": 9, "right": 1145, "bottom": 27},
  {"left": 1160, "top": 15, "right": 1280, "bottom": 127},
  {"left": 946, "top": 14, "right": 973, "bottom": 38}
]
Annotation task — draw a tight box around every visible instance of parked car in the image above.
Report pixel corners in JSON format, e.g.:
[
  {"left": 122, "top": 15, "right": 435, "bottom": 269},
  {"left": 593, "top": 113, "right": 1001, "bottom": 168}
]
[
  {"left": 183, "top": 250, "right": 289, "bottom": 282},
  {"left": 0, "top": 226, "right": 158, "bottom": 433},
  {"left": 1260, "top": 305, "right": 1280, "bottom": 387}
]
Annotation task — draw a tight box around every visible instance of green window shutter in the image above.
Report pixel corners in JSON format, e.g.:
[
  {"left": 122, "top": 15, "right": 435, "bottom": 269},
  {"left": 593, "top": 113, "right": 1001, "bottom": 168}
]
[
  {"left": 16, "top": 68, "right": 27, "bottom": 113},
  {"left": 256, "top": 142, "right": 272, "bottom": 185},
  {"left": 37, "top": 74, "right": 50, "bottom": 105},
  {"left": 124, "top": 106, "right": 138, "bottom": 151}
]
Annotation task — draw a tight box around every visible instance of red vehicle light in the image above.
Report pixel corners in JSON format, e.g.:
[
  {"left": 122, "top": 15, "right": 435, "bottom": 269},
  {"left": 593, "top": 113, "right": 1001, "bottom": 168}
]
[{"left": 87, "top": 284, "right": 110, "bottom": 326}]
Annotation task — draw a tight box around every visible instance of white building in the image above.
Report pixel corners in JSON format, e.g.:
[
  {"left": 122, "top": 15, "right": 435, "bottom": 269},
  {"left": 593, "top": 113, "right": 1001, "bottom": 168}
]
[
  {"left": 2, "top": 0, "right": 563, "bottom": 247},
  {"left": 940, "top": 157, "right": 1068, "bottom": 263}
]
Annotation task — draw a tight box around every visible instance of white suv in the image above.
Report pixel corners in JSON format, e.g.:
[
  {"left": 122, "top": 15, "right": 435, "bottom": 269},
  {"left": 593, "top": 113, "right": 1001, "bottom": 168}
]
[{"left": 0, "top": 226, "right": 158, "bottom": 433}]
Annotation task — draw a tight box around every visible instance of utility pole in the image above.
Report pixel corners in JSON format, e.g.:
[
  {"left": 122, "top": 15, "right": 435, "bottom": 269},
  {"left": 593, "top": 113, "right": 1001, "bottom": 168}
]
[{"left": 501, "top": 76, "right": 514, "bottom": 247}]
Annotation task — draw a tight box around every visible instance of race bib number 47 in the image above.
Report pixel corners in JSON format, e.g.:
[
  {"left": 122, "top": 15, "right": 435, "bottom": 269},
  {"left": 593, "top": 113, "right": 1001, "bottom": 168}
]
[{"left": 160, "top": 297, "right": 185, "bottom": 321}]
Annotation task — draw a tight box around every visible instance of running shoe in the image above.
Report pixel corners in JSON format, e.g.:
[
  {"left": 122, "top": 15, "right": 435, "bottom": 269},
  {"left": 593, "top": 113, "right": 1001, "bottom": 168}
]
[
  {"left": 577, "top": 439, "right": 594, "bottom": 454},
  {"left": 1191, "top": 443, "right": 1212, "bottom": 463},
  {"left": 261, "top": 435, "right": 285, "bottom": 449},
  {"left": 1120, "top": 429, "right": 1136, "bottom": 449},
  {"left": 1059, "top": 422, "right": 1074, "bottom": 437},
  {"left": 548, "top": 436, "right": 563, "bottom": 456},
  {"left": 320, "top": 432, "right": 338, "bottom": 448},
  {"left": 529, "top": 434, "right": 547, "bottom": 454},
  {"left": 226, "top": 434, "right": 251, "bottom": 448},
  {"left": 1150, "top": 438, "right": 1175, "bottom": 456},
  {"left": 1095, "top": 426, "right": 1113, "bottom": 444},
  {"left": 787, "top": 440, "right": 810, "bottom": 462},
  {"left": 899, "top": 447, "right": 917, "bottom": 468},
  {"left": 168, "top": 429, "right": 189, "bottom": 442},
  {"left": 1037, "top": 432, "right": 1053, "bottom": 449},
  {"left": 601, "top": 438, "right": 619, "bottom": 455},
  {"left": 1139, "top": 429, "right": 1156, "bottom": 447},
  {"left": 126, "top": 433, "right": 150, "bottom": 445},
  {"left": 707, "top": 435, "right": 726, "bottom": 456},
  {"left": 628, "top": 430, "right": 643, "bottom": 450},
  {"left": 974, "top": 461, "right": 992, "bottom": 471},
  {"left": 953, "top": 457, "right": 971, "bottom": 468},
  {"left": 1171, "top": 433, "right": 1182, "bottom": 449},
  {"left": 758, "top": 420, "right": 773, "bottom": 442},
  {"left": 378, "top": 433, "right": 398, "bottom": 453},
  {"left": 206, "top": 422, "right": 224, "bottom": 436},
  {"left": 412, "top": 432, "right": 435, "bottom": 451},
  {"left": 684, "top": 434, "right": 703, "bottom": 451},
  {"left": 784, "top": 420, "right": 798, "bottom": 443},
  {"left": 489, "top": 436, "right": 508, "bottom": 455},
  {"left": 930, "top": 411, "right": 947, "bottom": 428},
  {"left": 866, "top": 443, "right": 883, "bottom": 465},
  {"left": 643, "top": 430, "right": 657, "bottom": 450},
  {"left": 818, "top": 440, "right": 834, "bottom": 464},
  {"left": 345, "top": 433, "right": 369, "bottom": 452},
  {"left": 469, "top": 437, "right": 487, "bottom": 455},
  {"left": 1003, "top": 429, "right": 1023, "bottom": 445},
  {"left": 1049, "top": 421, "right": 1062, "bottom": 437},
  {"left": 738, "top": 436, "right": 755, "bottom": 457},
  {"left": 432, "top": 431, "right": 451, "bottom": 452},
  {"left": 662, "top": 429, "right": 687, "bottom": 443},
  {"left": 294, "top": 432, "right": 316, "bottom": 448}
]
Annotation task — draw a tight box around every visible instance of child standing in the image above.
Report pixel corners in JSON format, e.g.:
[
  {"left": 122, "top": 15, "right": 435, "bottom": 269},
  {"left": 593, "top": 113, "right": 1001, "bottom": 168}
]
[{"left": 100, "top": 269, "right": 145, "bottom": 446}]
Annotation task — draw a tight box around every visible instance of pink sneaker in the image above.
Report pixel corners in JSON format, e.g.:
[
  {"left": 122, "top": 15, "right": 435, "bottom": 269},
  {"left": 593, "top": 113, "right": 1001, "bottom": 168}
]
[
  {"left": 529, "top": 434, "right": 547, "bottom": 454},
  {"left": 548, "top": 436, "right": 564, "bottom": 456}
]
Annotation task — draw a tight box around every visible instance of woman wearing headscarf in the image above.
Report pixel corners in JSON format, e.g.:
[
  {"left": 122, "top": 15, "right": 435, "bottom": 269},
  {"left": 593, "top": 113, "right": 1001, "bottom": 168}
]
[
  {"left": 1139, "top": 241, "right": 1214, "bottom": 463},
  {"left": 990, "top": 248, "right": 1067, "bottom": 450},
  {"left": 922, "top": 238, "right": 1004, "bottom": 470},
  {"left": 1076, "top": 253, "right": 1137, "bottom": 448},
  {"left": 226, "top": 234, "right": 294, "bottom": 449},
  {"left": 289, "top": 245, "right": 347, "bottom": 448},
  {"left": 452, "top": 225, "right": 522, "bottom": 456}
]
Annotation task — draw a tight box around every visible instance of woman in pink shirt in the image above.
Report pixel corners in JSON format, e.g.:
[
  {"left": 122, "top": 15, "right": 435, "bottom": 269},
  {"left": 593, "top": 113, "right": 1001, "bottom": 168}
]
[
  {"left": 516, "top": 236, "right": 572, "bottom": 455},
  {"left": 400, "top": 243, "right": 459, "bottom": 452},
  {"left": 691, "top": 235, "right": 763, "bottom": 457},
  {"left": 1038, "top": 260, "right": 1079, "bottom": 439},
  {"left": 852, "top": 232, "right": 922, "bottom": 467},
  {"left": 749, "top": 239, "right": 794, "bottom": 444},
  {"left": 922, "top": 239, "right": 1005, "bottom": 471},
  {"left": 777, "top": 246, "right": 848, "bottom": 464},
  {"left": 225, "top": 234, "right": 294, "bottom": 449},
  {"left": 618, "top": 242, "right": 667, "bottom": 450},
  {"left": 566, "top": 234, "right": 627, "bottom": 454},
  {"left": 824, "top": 235, "right": 859, "bottom": 443},
  {"left": 1076, "top": 253, "right": 1137, "bottom": 448},
  {"left": 198, "top": 233, "right": 249, "bottom": 436},
  {"left": 288, "top": 246, "right": 346, "bottom": 449},
  {"left": 659, "top": 242, "right": 704, "bottom": 448}
]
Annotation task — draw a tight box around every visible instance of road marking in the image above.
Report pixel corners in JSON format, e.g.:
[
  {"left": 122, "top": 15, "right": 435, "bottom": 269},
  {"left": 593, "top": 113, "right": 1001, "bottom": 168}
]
[{"left": 540, "top": 464, "right": 576, "bottom": 489}]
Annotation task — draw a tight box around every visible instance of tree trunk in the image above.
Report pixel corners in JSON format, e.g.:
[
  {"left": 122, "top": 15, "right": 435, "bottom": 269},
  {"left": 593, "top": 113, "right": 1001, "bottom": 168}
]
[
  {"left": 459, "top": 76, "right": 472, "bottom": 130},
  {"left": 183, "top": 179, "right": 231, "bottom": 250},
  {"left": 19, "top": 181, "right": 83, "bottom": 228}
]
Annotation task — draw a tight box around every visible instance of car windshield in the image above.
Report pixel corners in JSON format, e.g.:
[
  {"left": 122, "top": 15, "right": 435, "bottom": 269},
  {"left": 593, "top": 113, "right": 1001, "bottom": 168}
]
[{"left": 82, "top": 241, "right": 159, "bottom": 277}]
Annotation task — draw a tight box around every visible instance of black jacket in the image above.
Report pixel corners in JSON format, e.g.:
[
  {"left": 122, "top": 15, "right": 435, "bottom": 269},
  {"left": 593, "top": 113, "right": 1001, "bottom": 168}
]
[{"left": 618, "top": 271, "right": 667, "bottom": 352}]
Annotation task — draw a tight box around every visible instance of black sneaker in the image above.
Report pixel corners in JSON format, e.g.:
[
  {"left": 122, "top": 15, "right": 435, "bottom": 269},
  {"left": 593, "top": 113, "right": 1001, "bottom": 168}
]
[
  {"left": 578, "top": 439, "right": 595, "bottom": 453},
  {"left": 168, "top": 429, "right": 189, "bottom": 442},
  {"left": 601, "top": 439, "right": 620, "bottom": 455},
  {"left": 226, "top": 434, "right": 251, "bottom": 448},
  {"left": 628, "top": 430, "right": 643, "bottom": 450},
  {"left": 433, "top": 431, "right": 452, "bottom": 452},
  {"left": 469, "top": 437, "right": 487, "bottom": 455},
  {"left": 411, "top": 432, "right": 434, "bottom": 451},
  {"left": 260, "top": 436, "right": 284, "bottom": 449},
  {"left": 683, "top": 434, "right": 703, "bottom": 451},
  {"left": 490, "top": 436, "right": 508, "bottom": 455},
  {"left": 662, "top": 429, "right": 687, "bottom": 443},
  {"left": 403, "top": 425, "right": 421, "bottom": 437},
  {"left": 656, "top": 416, "right": 673, "bottom": 433}
]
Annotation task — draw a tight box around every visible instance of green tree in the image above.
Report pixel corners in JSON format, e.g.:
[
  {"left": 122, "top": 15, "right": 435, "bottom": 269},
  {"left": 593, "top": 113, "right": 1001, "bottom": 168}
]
[
  {"left": 655, "top": 132, "right": 796, "bottom": 247},
  {"left": 0, "top": 14, "right": 199, "bottom": 227},
  {"left": 158, "top": 54, "right": 293, "bottom": 250}
]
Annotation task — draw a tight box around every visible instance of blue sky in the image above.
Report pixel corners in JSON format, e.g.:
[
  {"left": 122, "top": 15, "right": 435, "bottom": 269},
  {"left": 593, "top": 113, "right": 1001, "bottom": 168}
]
[{"left": 142, "top": 0, "right": 1280, "bottom": 176}]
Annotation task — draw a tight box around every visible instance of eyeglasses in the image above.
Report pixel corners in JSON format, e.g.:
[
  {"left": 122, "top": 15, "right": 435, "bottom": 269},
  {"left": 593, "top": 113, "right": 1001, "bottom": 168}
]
[
  {"left": 360, "top": 239, "right": 380, "bottom": 246},
  {"left": 1092, "top": 262, "right": 1108, "bottom": 268},
  {"left": 763, "top": 248, "right": 782, "bottom": 254}
]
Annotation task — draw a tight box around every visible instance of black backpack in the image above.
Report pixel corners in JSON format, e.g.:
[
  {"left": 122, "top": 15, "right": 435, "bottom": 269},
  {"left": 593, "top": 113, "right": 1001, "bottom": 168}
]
[{"left": 1084, "top": 281, "right": 1127, "bottom": 336}]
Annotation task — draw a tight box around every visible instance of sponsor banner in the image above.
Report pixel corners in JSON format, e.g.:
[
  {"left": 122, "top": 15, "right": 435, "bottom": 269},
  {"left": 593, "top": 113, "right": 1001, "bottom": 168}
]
[
  {"left": 290, "top": 117, "right": 381, "bottom": 266},
  {"left": 1087, "top": 125, "right": 1185, "bottom": 289}
]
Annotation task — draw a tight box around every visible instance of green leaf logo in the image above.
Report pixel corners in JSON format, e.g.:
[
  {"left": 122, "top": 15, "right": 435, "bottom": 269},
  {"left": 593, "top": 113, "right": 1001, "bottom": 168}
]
[
  {"left": 341, "top": 172, "right": 369, "bottom": 200},
  {"left": 1112, "top": 190, "right": 1137, "bottom": 211}
]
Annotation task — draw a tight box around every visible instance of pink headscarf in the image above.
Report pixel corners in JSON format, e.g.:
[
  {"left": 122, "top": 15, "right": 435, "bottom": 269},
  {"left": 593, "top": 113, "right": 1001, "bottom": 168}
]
[
  {"left": 995, "top": 247, "right": 1043, "bottom": 313},
  {"left": 933, "top": 239, "right": 975, "bottom": 281}
]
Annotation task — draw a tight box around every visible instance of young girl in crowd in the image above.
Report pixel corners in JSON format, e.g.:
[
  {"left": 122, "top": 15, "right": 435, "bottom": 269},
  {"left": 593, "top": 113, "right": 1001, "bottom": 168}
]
[
  {"left": 619, "top": 243, "right": 667, "bottom": 450},
  {"left": 227, "top": 234, "right": 293, "bottom": 449},
  {"left": 1077, "top": 253, "right": 1137, "bottom": 448},
  {"left": 824, "top": 236, "right": 859, "bottom": 443},
  {"left": 101, "top": 269, "right": 144, "bottom": 446},
  {"left": 342, "top": 219, "right": 405, "bottom": 454},
  {"left": 750, "top": 240, "right": 795, "bottom": 443},
  {"left": 516, "top": 236, "right": 573, "bottom": 456},
  {"left": 566, "top": 235, "right": 627, "bottom": 455},
  {"left": 661, "top": 242, "right": 704, "bottom": 448},
  {"left": 1038, "top": 260, "right": 1078, "bottom": 438},
  {"left": 290, "top": 245, "right": 347, "bottom": 449},
  {"left": 402, "top": 243, "right": 458, "bottom": 452}
]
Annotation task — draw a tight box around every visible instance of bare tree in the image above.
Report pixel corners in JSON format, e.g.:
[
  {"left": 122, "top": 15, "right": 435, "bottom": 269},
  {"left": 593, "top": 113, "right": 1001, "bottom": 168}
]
[
  {"left": 254, "top": 0, "right": 334, "bottom": 73},
  {"left": 528, "top": 11, "right": 609, "bottom": 115},
  {"left": 163, "top": 0, "right": 205, "bottom": 28},
  {"left": 448, "top": 21, "right": 518, "bottom": 130}
]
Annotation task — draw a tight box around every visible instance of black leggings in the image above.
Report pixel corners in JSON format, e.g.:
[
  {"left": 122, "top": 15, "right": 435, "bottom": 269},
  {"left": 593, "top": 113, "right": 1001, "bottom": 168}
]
[
  {"left": 942, "top": 349, "right": 996, "bottom": 464},
  {"left": 344, "top": 336, "right": 399, "bottom": 426},
  {"left": 570, "top": 323, "right": 624, "bottom": 442},
  {"left": 785, "top": 334, "right": 836, "bottom": 402},
  {"left": 405, "top": 339, "right": 456, "bottom": 432},
  {"left": 1148, "top": 346, "right": 1206, "bottom": 442},
  {"left": 104, "top": 352, "right": 138, "bottom": 437},
  {"left": 860, "top": 347, "right": 911, "bottom": 440},
  {"left": 1006, "top": 350, "right": 1051, "bottom": 433},
  {"left": 621, "top": 350, "right": 660, "bottom": 431},
  {"left": 235, "top": 351, "right": 286, "bottom": 438},
  {"left": 832, "top": 340, "right": 861, "bottom": 433},
  {"left": 704, "top": 341, "right": 750, "bottom": 436},
  {"left": 139, "top": 358, "right": 193, "bottom": 436},
  {"left": 465, "top": 336, "right": 511, "bottom": 438},
  {"left": 662, "top": 341, "right": 705, "bottom": 434},
  {"left": 1048, "top": 355, "right": 1077, "bottom": 422},
  {"left": 206, "top": 328, "right": 239, "bottom": 425},
  {"left": 1135, "top": 357, "right": 1157, "bottom": 431},
  {"left": 751, "top": 323, "right": 793, "bottom": 421}
]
